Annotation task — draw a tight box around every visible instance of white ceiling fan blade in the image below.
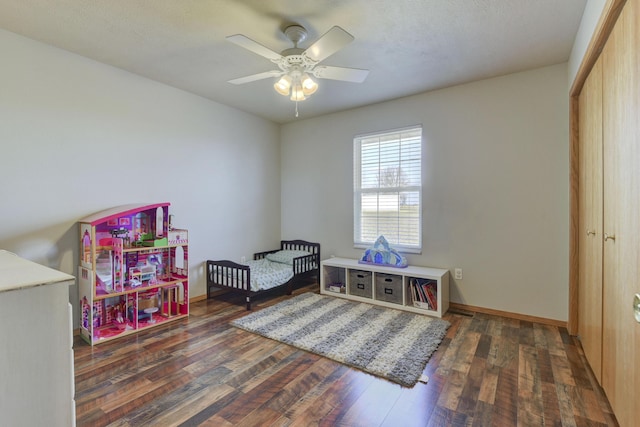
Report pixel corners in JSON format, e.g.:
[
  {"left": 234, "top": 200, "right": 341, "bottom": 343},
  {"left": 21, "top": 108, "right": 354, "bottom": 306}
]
[
  {"left": 313, "top": 66, "right": 369, "bottom": 83},
  {"left": 228, "top": 70, "right": 283, "bottom": 85},
  {"left": 304, "top": 26, "right": 354, "bottom": 62},
  {"left": 226, "top": 34, "right": 283, "bottom": 61}
]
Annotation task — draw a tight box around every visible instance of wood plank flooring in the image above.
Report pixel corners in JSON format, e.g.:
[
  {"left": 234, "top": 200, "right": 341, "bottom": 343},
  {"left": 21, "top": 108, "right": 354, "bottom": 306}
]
[{"left": 74, "top": 284, "right": 618, "bottom": 426}]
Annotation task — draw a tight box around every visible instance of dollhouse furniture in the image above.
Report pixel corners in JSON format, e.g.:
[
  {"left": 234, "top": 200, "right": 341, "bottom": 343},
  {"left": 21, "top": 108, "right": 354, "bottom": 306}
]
[
  {"left": 0, "top": 250, "right": 76, "bottom": 427},
  {"left": 78, "top": 202, "right": 189, "bottom": 345},
  {"left": 144, "top": 307, "right": 159, "bottom": 323},
  {"left": 206, "top": 240, "right": 320, "bottom": 310},
  {"left": 161, "top": 284, "right": 180, "bottom": 317}
]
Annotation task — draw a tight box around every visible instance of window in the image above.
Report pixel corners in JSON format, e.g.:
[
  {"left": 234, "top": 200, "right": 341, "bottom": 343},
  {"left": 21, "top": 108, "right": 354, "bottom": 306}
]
[{"left": 354, "top": 125, "right": 422, "bottom": 252}]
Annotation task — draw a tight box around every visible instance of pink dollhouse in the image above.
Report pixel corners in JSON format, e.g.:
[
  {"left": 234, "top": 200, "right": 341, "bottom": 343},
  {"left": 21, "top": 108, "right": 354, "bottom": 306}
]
[{"left": 78, "top": 202, "right": 189, "bottom": 345}]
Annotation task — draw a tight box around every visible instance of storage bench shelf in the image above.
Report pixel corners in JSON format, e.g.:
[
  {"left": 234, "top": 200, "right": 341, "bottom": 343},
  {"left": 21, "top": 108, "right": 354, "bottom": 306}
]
[{"left": 320, "top": 257, "right": 449, "bottom": 318}]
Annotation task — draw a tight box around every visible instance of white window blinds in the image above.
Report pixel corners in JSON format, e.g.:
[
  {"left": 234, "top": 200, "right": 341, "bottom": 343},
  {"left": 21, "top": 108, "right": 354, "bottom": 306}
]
[{"left": 354, "top": 125, "right": 422, "bottom": 252}]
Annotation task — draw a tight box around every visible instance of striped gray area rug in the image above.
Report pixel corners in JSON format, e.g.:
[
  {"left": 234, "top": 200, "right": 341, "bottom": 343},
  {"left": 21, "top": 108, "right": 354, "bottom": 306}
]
[{"left": 230, "top": 292, "right": 450, "bottom": 387}]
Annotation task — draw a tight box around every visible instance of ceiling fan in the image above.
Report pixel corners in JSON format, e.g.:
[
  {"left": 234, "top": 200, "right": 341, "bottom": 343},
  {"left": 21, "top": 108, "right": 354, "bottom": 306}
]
[{"left": 226, "top": 24, "right": 369, "bottom": 110}]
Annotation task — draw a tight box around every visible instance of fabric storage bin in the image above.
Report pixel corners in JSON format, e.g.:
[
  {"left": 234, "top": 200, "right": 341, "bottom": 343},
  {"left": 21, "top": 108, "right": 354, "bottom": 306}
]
[
  {"left": 348, "top": 269, "right": 372, "bottom": 298},
  {"left": 375, "top": 273, "right": 403, "bottom": 304}
]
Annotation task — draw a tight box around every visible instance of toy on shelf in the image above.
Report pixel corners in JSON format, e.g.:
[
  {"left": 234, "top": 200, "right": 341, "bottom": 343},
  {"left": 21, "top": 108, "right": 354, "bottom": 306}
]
[{"left": 359, "top": 235, "right": 408, "bottom": 268}]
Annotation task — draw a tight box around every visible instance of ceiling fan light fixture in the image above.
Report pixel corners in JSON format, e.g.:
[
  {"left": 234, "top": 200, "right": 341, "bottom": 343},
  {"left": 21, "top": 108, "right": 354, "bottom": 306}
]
[
  {"left": 275, "top": 71, "right": 315, "bottom": 101},
  {"left": 301, "top": 73, "right": 318, "bottom": 96},
  {"left": 290, "top": 84, "right": 306, "bottom": 101},
  {"left": 274, "top": 75, "right": 292, "bottom": 96}
]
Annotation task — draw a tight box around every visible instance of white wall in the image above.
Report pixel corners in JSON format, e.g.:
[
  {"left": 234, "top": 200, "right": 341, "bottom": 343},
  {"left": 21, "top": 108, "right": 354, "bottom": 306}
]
[
  {"left": 568, "top": 0, "right": 607, "bottom": 87},
  {"left": 0, "top": 29, "right": 282, "bottom": 327},
  {"left": 281, "top": 63, "right": 569, "bottom": 321},
  {"left": 0, "top": 23, "right": 576, "bottom": 325}
]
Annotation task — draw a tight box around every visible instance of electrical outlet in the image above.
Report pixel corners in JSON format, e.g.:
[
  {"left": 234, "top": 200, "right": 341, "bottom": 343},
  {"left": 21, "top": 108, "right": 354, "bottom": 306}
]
[
  {"left": 240, "top": 256, "right": 246, "bottom": 263},
  {"left": 454, "top": 268, "right": 463, "bottom": 280}
]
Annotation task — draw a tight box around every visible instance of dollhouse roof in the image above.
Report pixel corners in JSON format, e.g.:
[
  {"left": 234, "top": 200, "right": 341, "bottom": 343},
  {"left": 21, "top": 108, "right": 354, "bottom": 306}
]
[{"left": 79, "top": 203, "right": 170, "bottom": 226}]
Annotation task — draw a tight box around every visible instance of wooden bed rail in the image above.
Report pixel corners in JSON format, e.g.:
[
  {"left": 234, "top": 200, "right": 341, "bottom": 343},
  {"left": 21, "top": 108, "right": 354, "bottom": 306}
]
[
  {"left": 282, "top": 240, "right": 321, "bottom": 283},
  {"left": 206, "top": 260, "right": 251, "bottom": 292}
]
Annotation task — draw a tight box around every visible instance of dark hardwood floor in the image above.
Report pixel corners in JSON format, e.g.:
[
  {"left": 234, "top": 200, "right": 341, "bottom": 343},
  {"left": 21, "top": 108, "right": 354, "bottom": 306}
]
[{"left": 74, "top": 283, "right": 618, "bottom": 426}]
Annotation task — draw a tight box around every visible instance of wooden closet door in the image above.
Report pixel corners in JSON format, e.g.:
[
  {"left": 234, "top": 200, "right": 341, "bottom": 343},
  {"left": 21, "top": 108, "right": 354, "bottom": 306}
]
[
  {"left": 578, "top": 56, "right": 603, "bottom": 382},
  {"left": 601, "top": 0, "right": 640, "bottom": 425}
]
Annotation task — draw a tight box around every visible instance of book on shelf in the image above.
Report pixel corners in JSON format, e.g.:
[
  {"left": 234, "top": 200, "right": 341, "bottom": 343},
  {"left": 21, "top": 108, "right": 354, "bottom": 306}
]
[
  {"left": 408, "top": 278, "right": 424, "bottom": 303},
  {"left": 422, "top": 281, "right": 437, "bottom": 310},
  {"left": 409, "top": 277, "right": 437, "bottom": 310},
  {"left": 413, "top": 281, "right": 422, "bottom": 302}
]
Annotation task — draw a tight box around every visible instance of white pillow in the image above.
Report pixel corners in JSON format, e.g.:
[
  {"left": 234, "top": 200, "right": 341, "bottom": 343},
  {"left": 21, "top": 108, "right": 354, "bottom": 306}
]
[{"left": 265, "top": 250, "right": 311, "bottom": 265}]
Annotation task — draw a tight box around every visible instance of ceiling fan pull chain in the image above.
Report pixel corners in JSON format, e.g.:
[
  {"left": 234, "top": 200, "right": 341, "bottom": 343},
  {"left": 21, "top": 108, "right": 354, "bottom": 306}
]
[{"left": 295, "top": 101, "right": 299, "bottom": 118}]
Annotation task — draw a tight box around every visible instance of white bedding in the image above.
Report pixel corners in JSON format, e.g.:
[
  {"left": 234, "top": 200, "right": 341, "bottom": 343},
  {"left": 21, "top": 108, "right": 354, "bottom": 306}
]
[
  {"left": 245, "top": 258, "right": 294, "bottom": 291},
  {"left": 221, "top": 258, "right": 294, "bottom": 292},
  {"left": 265, "top": 250, "right": 311, "bottom": 265}
]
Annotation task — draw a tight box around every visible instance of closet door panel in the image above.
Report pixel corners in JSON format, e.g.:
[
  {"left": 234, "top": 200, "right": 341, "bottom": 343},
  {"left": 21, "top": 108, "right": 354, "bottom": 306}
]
[
  {"left": 601, "top": 0, "right": 640, "bottom": 425},
  {"left": 578, "top": 56, "right": 603, "bottom": 382}
]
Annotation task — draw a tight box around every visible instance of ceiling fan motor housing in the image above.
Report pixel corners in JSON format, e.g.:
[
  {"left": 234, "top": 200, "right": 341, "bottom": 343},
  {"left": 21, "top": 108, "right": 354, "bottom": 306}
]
[
  {"left": 275, "top": 54, "right": 316, "bottom": 73},
  {"left": 284, "top": 25, "right": 307, "bottom": 47}
]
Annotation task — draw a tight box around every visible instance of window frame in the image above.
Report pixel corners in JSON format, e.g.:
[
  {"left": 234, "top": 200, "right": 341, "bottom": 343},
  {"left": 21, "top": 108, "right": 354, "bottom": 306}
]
[{"left": 353, "top": 125, "right": 423, "bottom": 253}]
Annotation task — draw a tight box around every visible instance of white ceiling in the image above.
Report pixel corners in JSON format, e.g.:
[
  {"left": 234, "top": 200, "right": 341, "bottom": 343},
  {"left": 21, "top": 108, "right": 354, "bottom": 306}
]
[{"left": 0, "top": 0, "right": 587, "bottom": 124}]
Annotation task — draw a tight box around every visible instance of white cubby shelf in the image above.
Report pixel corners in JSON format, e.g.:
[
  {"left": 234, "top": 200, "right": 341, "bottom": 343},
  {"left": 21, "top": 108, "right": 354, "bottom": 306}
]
[{"left": 320, "top": 257, "right": 449, "bottom": 318}]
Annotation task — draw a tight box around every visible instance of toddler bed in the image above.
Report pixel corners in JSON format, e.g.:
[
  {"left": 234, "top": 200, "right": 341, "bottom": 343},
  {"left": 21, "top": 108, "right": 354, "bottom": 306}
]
[{"left": 206, "top": 240, "right": 320, "bottom": 310}]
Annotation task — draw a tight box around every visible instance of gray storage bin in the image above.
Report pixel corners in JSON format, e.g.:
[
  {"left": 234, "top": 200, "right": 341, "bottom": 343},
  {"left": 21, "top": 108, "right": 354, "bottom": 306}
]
[
  {"left": 375, "top": 273, "right": 403, "bottom": 304},
  {"left": 348, "top": 269, "right": 372, "bottom": 298}
]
